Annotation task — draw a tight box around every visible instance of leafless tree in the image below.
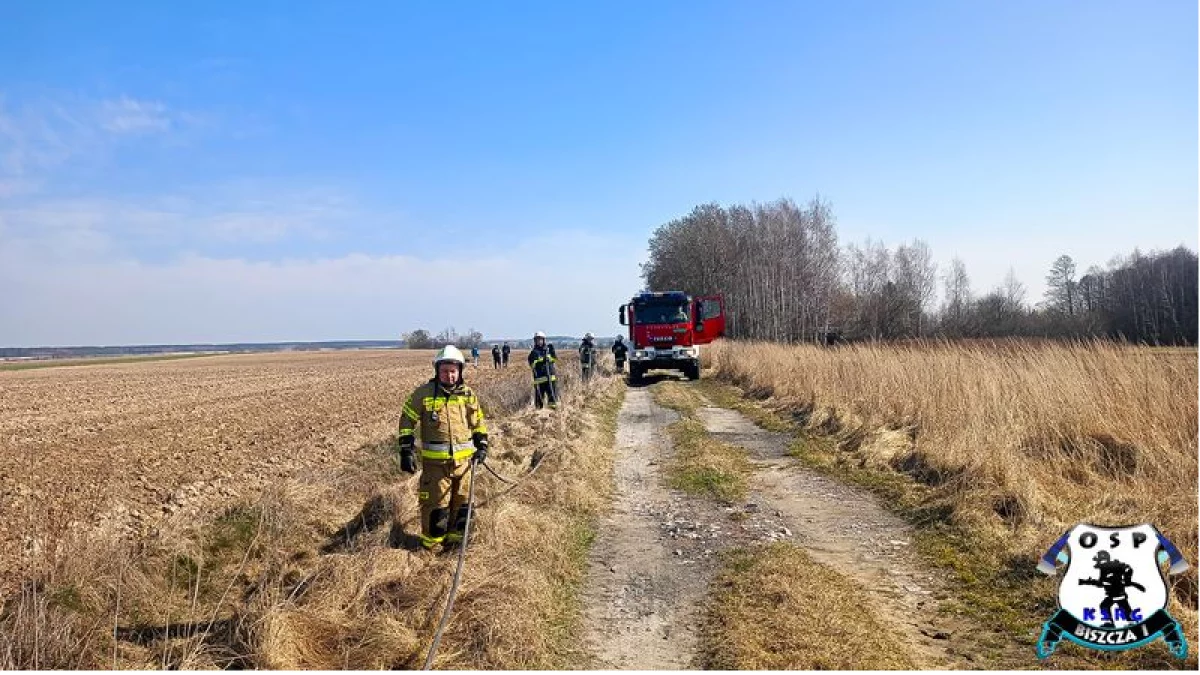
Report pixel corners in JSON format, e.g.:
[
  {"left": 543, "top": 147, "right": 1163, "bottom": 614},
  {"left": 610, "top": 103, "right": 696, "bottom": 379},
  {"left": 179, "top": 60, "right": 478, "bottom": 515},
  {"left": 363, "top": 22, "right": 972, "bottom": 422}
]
[
  {"left": 642, "top": 197, "right": 840, "bottom": 342},
  {"left": 1002, "top": 267, "right": 1026, "bottom": 311},
  {"left": 940, "top": 257, "right": 972, "bottom": 336}
]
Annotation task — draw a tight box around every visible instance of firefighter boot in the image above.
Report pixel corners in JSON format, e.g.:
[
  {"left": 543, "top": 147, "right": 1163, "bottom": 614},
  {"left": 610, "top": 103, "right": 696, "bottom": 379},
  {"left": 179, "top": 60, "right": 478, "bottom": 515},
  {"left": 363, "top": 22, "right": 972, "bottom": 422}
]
[
  {"left": 421, "top": 507, "right": 450, "bottom": 550},
  {"left": 444, "top": 503, "right": 473, "bottom": 547}
]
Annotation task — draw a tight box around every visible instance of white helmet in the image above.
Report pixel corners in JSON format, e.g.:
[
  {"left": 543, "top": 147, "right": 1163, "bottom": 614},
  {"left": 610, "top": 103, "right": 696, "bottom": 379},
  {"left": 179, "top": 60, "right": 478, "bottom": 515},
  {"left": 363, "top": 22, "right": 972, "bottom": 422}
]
[
  {"left": 615, "top": 335, "right": 624, "bottom": 342},
  {"left": 534, "top": 331, "right": 546, "bottom": 339},
  {"left": 584, "top": 332, "right": 594, "bottom": 339},
  {"left": 433, "top": 345, "right": 466, "bottom": 368}
]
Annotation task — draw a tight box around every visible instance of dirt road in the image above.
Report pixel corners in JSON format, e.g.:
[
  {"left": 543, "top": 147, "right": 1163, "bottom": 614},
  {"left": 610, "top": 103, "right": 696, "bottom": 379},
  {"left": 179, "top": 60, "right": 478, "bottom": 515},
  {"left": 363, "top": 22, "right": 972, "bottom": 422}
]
[
  {"left": 580, "top": 383, "right": 980, "bottom": 669},
  {"left": 578, "top": 387, "right": 706, "bottom": 668},
  {"left": 695, "top": 403, "right": 971, "bottom": 667}
]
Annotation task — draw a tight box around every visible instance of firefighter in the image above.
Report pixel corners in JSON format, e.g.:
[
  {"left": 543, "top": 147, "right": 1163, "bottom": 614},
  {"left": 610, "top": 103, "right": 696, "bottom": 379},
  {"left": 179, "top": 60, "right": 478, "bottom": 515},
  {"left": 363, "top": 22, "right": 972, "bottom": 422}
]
[
  {"left": 1079, "top": 550, "right": 1145, "bottom": 627},
  {"left": 501, "top": 342, "right": 511, "bottom": 368},
  {"left": 579, "top": 332, "right": 597, "bottom": 383},
  {"left": 528, "top": 331, "right": 558, "bottom": 409},
  {"left": 491, "top": 344, "right": 502, "bottom": 369},
  {"left": 611, "top": 335, "right": 628, "bottom": 372},
  {"left": 397, "top": 345, "right": 489, "bottom": 550}
]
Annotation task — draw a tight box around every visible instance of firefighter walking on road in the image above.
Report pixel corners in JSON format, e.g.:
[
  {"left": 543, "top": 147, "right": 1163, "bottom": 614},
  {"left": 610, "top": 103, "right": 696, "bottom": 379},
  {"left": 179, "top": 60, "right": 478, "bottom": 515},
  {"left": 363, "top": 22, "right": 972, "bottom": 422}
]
[
  {"left": 579, "top": 332, "right": 597, "bottom": 383},
  {"left": 397, "top": 345, "right": 489, "bottom": 550},
  {"left": 611, "top": 335, "right": 628, "bottom": 372},
  {"left": 528, "top": 331, "right": 559, "bottom": 409}
]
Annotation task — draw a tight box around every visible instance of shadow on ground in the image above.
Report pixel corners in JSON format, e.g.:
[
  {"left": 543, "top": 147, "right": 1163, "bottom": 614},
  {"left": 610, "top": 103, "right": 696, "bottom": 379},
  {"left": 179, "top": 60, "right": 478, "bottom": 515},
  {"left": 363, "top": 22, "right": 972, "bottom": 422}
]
[
  {"left": 626, "top": 372, "right": 686, "bottom": 389},
  {"left": 114, "top": 617, "right": 252, "bottom": 669},
  {"left": 320, "top": 493, "right": 424, "bottom": 554}
]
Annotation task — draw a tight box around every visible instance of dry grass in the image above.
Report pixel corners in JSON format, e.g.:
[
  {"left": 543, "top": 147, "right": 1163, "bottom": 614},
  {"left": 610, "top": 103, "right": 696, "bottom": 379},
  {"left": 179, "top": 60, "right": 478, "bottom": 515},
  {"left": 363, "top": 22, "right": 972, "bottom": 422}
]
[
  {"left": 709, "top": 338, "right": 1198, "bottom": 663},
  {"left": 0, "top": 350, "right": 624, "bottom": 669},
  {"left": 702, "top": 542, "right": 916, "bottom": 670},
  {"left": 651, "top": 378, "right": 706, "bottom": 414}
]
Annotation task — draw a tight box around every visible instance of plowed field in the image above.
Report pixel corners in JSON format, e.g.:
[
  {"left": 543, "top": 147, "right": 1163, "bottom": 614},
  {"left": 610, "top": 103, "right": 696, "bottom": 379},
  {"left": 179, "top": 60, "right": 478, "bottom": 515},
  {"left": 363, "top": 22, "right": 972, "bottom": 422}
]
[{"left": 0, "top": 350, "right": 527, "bottom": 598}]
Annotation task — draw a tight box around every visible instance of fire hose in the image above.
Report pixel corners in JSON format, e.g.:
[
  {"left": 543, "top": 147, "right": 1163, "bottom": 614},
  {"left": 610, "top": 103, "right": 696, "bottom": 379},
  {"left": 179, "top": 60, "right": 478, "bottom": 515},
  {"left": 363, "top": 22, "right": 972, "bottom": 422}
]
[{"left": 420, "top": 436, "right": 559, "bottom": 668}]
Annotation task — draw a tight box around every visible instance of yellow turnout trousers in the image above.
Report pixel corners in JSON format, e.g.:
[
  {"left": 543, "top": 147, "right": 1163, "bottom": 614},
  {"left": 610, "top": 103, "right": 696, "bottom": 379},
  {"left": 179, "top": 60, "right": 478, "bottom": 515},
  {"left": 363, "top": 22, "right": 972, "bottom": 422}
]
[{"left": 418, "top": 458, "right": 473, "bottom": 548}]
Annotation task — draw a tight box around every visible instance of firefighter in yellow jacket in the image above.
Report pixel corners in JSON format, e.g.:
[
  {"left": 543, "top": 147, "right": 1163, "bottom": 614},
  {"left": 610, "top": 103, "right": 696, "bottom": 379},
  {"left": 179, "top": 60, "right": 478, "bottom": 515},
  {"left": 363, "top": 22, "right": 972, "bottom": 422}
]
[{"left": 397, "top": 345, "right": 489, "bottom": 550}]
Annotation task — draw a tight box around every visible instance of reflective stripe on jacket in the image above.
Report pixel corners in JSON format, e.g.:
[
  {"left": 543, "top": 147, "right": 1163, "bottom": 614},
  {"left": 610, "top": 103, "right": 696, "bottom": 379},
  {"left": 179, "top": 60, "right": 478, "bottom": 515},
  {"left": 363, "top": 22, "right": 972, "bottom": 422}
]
[
  {"left": 419, "top": 440, "right": 476, "bottom": 461},
  {"left": 528, "top": 344, "right": 557, "bottom": 381}
]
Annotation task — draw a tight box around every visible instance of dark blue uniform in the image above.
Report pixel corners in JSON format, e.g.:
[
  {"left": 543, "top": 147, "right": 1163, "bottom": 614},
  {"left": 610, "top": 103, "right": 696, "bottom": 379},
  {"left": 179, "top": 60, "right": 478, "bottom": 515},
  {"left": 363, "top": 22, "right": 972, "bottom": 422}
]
[{"left": 528, "top": 343, "right": 558, "bottom": 409}]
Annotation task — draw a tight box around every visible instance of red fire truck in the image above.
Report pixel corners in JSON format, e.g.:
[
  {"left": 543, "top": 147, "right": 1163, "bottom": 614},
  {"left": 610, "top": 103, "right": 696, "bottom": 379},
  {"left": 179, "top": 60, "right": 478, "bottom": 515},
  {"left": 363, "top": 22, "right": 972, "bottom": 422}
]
[{"left": 618, "top": 291, "right": 726, "bottom": 382}]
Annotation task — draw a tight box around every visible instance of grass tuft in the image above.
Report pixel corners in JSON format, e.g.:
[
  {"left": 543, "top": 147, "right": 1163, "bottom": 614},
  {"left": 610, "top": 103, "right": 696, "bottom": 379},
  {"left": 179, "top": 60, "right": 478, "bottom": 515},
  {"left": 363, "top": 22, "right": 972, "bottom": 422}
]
[{"left": 701, "top": 543, "right": 917, "bottom": 670}]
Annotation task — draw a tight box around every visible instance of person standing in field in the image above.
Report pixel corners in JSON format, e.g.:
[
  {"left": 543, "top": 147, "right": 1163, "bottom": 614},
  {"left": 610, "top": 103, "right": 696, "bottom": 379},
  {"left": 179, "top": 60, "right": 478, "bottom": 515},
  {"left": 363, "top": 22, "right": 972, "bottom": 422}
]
[
  {"left": 470, "top": 345, "right": 480, "bottom": 367},
  {"left": 501, "top": 342, "right": 511, "bottom": 368},
  {"left": 397, "top": 345, "right": 489, "bottom": 550},
  {"left": 491, "top": 344, "right": 502, "bottom": 369},
  {"left": 528, "top": 331, "right": 558, "bottom": 409},
  {"left": 579, "top": 332, "right": 597, "bottom": 383}
]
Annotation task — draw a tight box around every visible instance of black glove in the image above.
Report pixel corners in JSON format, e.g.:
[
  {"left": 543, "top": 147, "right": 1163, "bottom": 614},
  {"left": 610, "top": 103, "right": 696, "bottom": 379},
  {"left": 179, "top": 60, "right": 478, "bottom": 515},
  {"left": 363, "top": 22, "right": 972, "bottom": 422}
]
[
  {"left": 399, "top": 450, "right": 417, "bottom": 474},
  {"left": 399, "top": 437, "right": 417, "bottom": 474},
  {"left": 472, "top": 432, "right": 489, "bottom": 463}
]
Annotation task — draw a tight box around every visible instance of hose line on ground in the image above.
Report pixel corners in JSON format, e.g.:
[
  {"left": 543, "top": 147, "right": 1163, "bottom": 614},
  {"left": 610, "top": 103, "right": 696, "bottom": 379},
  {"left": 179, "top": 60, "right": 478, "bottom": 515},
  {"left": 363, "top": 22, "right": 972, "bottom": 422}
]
[
  {"left": 421, "top": 457, "right": 478, "bottom": 671},
  {"left": 420, "top": 411, "right": 569, "bottom": 669}
]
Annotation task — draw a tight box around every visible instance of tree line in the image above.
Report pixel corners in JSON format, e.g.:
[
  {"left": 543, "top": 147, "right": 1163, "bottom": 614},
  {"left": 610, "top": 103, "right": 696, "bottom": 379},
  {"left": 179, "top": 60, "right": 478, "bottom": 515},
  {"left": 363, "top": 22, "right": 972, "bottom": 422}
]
[
  {"left": 402, "top": 327, "right": 485, "bottom": 350},
  {"left": 641, "top": 198, "right": 1197, "bottom": 345}
]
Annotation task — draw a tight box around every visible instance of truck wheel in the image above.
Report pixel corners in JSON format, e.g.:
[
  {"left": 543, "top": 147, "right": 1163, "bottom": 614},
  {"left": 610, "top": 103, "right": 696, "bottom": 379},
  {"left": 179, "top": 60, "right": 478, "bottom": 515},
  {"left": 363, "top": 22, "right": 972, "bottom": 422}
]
[
  {"left": 685, "top": 362, "right": 700, "bottom": 380},
  {"left": 629, "top": 364, "right": 643, "bottom": 384}
]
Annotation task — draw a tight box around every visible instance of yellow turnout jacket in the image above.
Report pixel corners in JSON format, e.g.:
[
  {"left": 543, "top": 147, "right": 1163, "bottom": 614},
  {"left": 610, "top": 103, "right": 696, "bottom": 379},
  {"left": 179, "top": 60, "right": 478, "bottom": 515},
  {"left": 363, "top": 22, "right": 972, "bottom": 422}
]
[{"left": 398, "top": 379, "right": 488, "bottom": 461}]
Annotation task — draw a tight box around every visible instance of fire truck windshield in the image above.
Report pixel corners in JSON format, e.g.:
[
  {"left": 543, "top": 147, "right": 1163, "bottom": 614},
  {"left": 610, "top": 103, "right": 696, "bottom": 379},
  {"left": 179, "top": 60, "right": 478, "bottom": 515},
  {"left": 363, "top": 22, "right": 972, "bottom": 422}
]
[{"left": 633, "top": 302, "right": 689, "bottom": 325}]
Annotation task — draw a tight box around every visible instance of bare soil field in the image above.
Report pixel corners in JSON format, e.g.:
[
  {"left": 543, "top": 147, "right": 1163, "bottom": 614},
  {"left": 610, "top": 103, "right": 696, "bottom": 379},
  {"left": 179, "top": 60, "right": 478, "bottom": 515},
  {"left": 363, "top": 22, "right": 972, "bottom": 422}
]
[
  {"left": 2, "top": 345, "right": 619, "bottom": 669},
  {"left": 0, "top": 350, "right": 527, "bottom": 599}
]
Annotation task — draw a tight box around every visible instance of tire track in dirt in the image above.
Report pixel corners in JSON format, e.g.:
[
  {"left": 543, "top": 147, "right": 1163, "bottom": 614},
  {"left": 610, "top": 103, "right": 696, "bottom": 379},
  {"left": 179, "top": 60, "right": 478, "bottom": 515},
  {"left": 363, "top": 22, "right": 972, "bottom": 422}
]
[
  {"left": 694, "top": 402, "right": 988, "bottom": 669},
  {"left": 579, "top": 387, "right": 708, "bottom": 669}
]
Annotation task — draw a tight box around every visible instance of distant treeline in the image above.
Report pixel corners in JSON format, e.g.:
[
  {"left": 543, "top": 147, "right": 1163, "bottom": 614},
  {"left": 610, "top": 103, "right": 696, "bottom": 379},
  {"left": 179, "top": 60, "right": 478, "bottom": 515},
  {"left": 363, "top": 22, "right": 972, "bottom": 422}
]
[
  {"left": 401, "top": 328, "right": 595, "bottom": 350},
  {"left": 0, "top": 340, "right": 403, "bottom": 360},
  {"left": 642, "top": 197, "right": 1197, "bottom": 345}
]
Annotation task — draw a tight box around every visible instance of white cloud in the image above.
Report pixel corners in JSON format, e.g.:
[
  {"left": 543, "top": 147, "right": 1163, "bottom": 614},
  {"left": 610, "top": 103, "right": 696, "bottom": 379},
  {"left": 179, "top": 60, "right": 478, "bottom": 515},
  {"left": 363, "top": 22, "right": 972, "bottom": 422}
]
[
  {"left": 99, "top": 96, "right": 172, "bottom": 134},
  {"left": 0, "top": 94, "right": 197, "bottom": 191},
  {"left": 0, "top": 230, "right": 647, "bottom": 346},
  {"left": 0, "top": 184, "right": 355, "bottom": 254},
  {"left": 0, "top": 100, "right": 77, "bottom": 178},
  {"left": 0, "top": 92, "right": 653, "bottom": 347},
  {"left": 0, "top": 178, "right": 38, "bottom": 198}
]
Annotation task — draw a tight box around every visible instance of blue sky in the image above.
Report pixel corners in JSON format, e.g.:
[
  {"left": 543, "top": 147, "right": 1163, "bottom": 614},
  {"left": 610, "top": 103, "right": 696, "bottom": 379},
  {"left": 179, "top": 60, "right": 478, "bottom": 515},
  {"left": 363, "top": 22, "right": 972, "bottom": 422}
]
[{"left": 1, "top": 1, "right": 1195, "bottom": 346}]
